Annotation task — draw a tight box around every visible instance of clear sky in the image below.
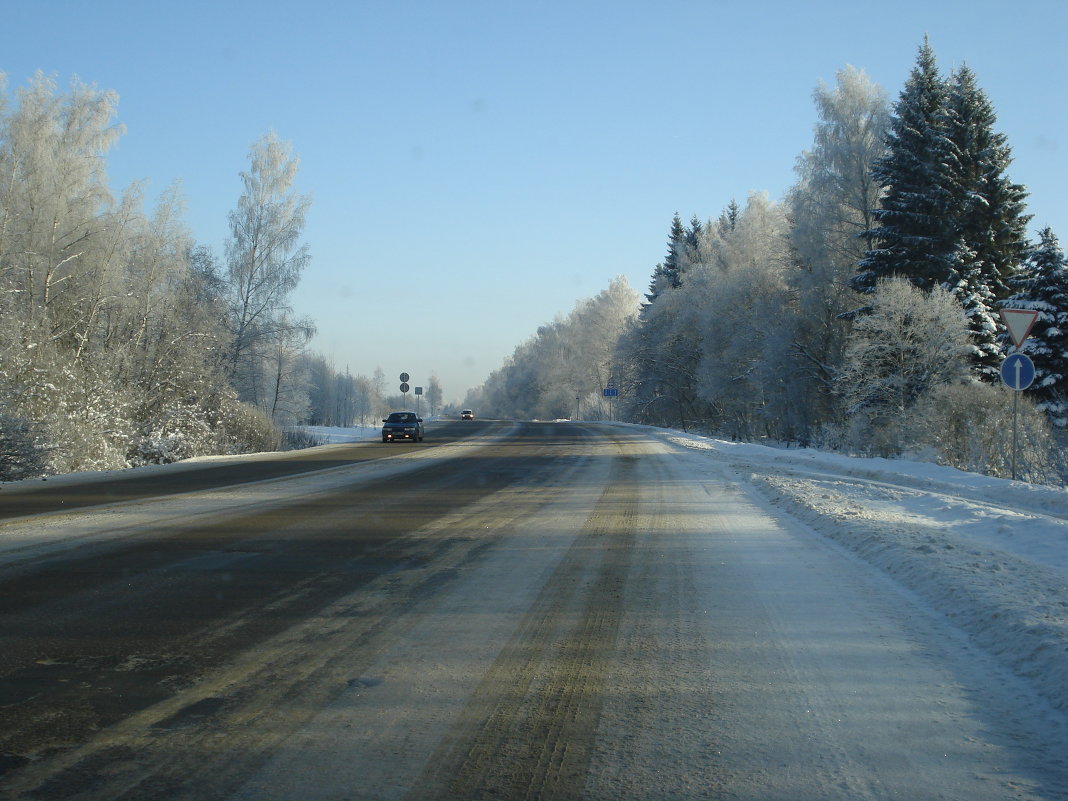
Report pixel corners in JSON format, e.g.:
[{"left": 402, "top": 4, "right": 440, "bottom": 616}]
[{"left": 3, "top": 0, "right": 1065, "bottom": 403}]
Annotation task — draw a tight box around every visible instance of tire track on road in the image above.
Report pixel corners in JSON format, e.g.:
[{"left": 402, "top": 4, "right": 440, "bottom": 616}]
[{"left": 409, "top": 456, "right": 639, "bottom": 801}]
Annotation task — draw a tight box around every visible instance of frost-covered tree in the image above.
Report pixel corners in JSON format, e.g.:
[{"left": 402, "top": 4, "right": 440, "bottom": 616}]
[
  {"left": 836, "top": 277, "right": 972, "bottom": 454},
  {"left": 855, "top": 43, "right": 1031, "bottom": 381},
  {"left": 625, "top": 211, "right": 710, "bottom": 426},
  {"left": 0, "top": 74, "right": 287, "bottom": 473},
  {"left": 225, "top": 131, "right": 314, "bottom": 416},
  {"left": 621, "top": 196, "right": 796, "bottom": 434},
  {"left": 0, "top": 72, "right": 124, "bottom": 338},
  {"left": 303, "top": 357, "right": 378, "bottom": 427},
  {"left": 1002, "top": 227, "right": 1068, "bottom": 426},
  {"left": 787, "top": 66, "right": 889, "bottom": 436},
  {"left": 855, "top": 39, "right": 955, "bottom": 294},
  {"left": 717, "top": 199, "right": 740, "bottom": 236},
  {"left": 262, "top": 315, "right": 312, "bottom": 425},
  {"left": 690, "top": 192, "right": 792, "bottom": 438},
  {"left": 0, "top": 73, "right": 136, "bottom": 472},
  {"left": 623, "top": 271, "right": 704, "bottom": 427},
  {"left": 426, "top": 374, "right": 444, "bottom": 415},
  {"left": 479, "top": 277, "right": 640, "bottom": 420}
]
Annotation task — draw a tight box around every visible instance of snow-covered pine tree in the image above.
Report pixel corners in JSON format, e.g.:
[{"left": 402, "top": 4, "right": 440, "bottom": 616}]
[
  {"left": 942, "top": 64, "right": 1031, "bottom": 378},
  {"left": 1002, "top": 228, "right": 1068, "bottom": 426},
  {"left": 855, "top": 38, "right": 955, "bottom": 294},
  {"left": 946, "top": 249, "right": 1003, "bottom": 379}
]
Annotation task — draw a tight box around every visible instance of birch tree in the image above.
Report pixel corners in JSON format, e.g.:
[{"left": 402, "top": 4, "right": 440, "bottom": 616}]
[
  {"left": 225, "top": 131, "right": 314, "bottom": 414},
  {"left": 786, "top": 66, "right": 889, "bottom": 436}
]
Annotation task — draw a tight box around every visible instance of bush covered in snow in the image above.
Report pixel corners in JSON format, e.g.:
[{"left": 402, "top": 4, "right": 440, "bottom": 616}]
[
  {"left": 0, "top": 414, "right": 48, "bottom": 481},
  {"left": 912, "top": 381, "right": 1065, "bottom": 484},
  {"left": 129, "top": 395, "right": 282, "bottom": 466}
]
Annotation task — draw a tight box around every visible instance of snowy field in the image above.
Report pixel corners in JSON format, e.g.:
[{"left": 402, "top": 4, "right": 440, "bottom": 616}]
[{"left": 627, "top": 424, "right": 1068, "bottom": 723}]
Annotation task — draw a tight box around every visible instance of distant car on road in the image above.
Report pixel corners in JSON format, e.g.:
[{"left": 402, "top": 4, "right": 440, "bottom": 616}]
[
  {"left": 460, "top": 409, "right": 475, "bottom": 420},
  {"left": 382, "top": 411, "right": 424, "bottom": 442}
]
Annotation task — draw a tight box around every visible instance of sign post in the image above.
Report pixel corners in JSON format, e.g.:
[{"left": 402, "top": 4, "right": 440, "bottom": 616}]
[
  {"left": 399, "top": 372, "right": 410, "bottom": 403},
  {"left": 1000, "top": 352, "right": 1035, "bottom": 481},
  {"left": 998, "top": 313, "right": 1039, "bottom": 480},
  {"left": 603, "top": 384, "right": 619, "bottom": 421}
]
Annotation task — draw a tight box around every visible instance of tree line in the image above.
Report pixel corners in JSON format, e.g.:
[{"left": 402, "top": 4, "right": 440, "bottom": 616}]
[
  {"left": 469, "top": 42, "right": 1067, "bottom": 483},
  {"left": 0, "top": 72, "right": 413, "bottom": 479}
]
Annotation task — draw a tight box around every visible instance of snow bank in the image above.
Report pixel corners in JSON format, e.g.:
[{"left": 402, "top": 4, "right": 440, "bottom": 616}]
[{"left": 294, "top": 425, "right": 380, "bottom": 444}]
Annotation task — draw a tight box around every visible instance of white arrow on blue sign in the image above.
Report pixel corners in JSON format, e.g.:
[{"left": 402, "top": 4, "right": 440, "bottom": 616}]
[{"left": 1000, "top": 353, "right": 1035, "bottom": 391}]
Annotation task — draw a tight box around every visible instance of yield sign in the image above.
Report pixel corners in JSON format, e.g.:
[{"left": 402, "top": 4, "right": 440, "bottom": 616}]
[{"left": 999, "top": 309, "right": 1039, "bottom": 348}]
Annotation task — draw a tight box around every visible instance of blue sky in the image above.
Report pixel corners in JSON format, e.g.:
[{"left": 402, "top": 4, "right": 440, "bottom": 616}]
[{"left": 3, "top": 0, "right": 1065, "bottom": 403}]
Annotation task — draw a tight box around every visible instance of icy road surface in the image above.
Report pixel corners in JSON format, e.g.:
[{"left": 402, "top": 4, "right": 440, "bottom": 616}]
[{"left": 0, "top": 421, "right": 1066, "bottom": 800}]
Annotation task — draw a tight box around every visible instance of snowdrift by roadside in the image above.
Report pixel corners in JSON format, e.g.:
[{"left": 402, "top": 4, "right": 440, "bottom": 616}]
[
  {"left": 293, "top": 425, "right": 380, "bottom": 444},
  {"left": 636, "top": 425, "right": 1068, "bottom": 717}
]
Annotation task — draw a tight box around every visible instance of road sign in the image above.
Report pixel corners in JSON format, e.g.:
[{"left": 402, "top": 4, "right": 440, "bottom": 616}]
[
  {"left": 414, "top": 386, "right": 423, "bottom": 395},
  {"left": 1000, "top": 353, "right": 1035, "bottom": 391},
  {"left": 399, "top": 372, "right": 410, "bottom": 383},
  {"left": 603, "top": 387, "right": 619, "bottom": 397},
  {"left": 999, "top": 309, "right": 1039, "bottom": 348},
  {"left": 400, "top": 382, "right": 410, "bottom": 393}
]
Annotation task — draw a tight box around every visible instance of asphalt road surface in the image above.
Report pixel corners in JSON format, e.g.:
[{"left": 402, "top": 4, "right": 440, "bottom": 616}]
[{"left": 0, "top": 421, "right": 1064, "bottom": 800}]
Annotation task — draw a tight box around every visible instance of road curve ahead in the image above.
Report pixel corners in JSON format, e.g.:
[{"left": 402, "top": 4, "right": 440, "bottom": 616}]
[{"left": 0, "top": 422, "right": 1063, "bottom": 800}]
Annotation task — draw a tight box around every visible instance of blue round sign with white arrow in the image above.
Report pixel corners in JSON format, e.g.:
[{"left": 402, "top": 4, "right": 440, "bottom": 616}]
[{"left": 1000, "top": 353, "right": 1036, "bottom": 391}]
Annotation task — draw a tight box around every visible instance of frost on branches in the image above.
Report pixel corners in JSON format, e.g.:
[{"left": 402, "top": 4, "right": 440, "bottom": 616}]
[{"left": 0, "top": 75, "right": 294, "bottom": 480}]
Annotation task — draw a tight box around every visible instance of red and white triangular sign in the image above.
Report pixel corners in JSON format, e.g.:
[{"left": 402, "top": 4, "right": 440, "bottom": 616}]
[{"left": 1000, "top": 309, "right": 1039, "bottom": 348}]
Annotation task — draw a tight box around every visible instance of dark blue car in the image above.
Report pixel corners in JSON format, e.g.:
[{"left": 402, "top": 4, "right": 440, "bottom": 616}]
[{"left": 381, "top": 411, "right": 424, "bottom": 443}]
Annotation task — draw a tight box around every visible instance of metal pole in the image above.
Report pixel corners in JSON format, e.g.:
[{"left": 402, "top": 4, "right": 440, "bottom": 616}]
[{"left": 1011, "top": 389, "right": 1019, "bottom": 481}]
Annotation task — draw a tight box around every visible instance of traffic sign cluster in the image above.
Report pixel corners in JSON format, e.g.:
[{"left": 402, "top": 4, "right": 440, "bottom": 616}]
[{"left": 998, "top": 309, "right": 1038, "bottom": 392}]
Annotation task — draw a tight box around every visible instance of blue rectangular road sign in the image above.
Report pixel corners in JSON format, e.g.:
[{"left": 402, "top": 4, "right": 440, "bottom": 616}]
[{"left": 603, "top": 388, "right": 619, "bottom": 397}]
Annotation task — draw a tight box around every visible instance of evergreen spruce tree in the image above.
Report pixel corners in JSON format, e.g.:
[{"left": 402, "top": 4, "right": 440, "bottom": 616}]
[
  {"left": 855, "top": 38, "right": 955, "bottom": 293},
  {"left": 688, "top": 214, "right": 703, "bottom": 244},
  {"left": 942, "top": 65, "right": 1031, "bottom": 377},
  {"left": 686, "top": 214, "right": 703, "bottom": 260},
  {"left": 947, "top": 250, "right": 1003, "bottom": 378},
  {"left": 1002, "top": 228, "right": 1068, "bottom": 426},
  {"left": 644, "top": 212, "right": 686, "bottom": 302},
  {"left": 856, "top": 42, "right": 1031, "bottom": 381},
  {"left": 718, "top": 199, "right": 740, "bottom": 236},
  {"left": 664, "top": 211, "right": 685, "bottom": 288}
]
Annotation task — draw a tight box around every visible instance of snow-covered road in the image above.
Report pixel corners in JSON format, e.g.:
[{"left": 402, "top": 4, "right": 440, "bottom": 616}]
[
  {"left": 1, "top": 421, "right": 1066, "bottom": 799},
  {"left": 231, "top": 425, "right": 1068, "bottom": 799}
]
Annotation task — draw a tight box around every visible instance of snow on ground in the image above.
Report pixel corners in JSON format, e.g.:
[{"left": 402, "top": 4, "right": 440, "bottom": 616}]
[
  {"left": 0, "top": 426, "right": 383, "bottom": 493},
  {"left": 294, "top": 424, "right": 381, "bottom": 444},
  {"left": 628, "top": 424, "right": 1068, "bottom": 720}
]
